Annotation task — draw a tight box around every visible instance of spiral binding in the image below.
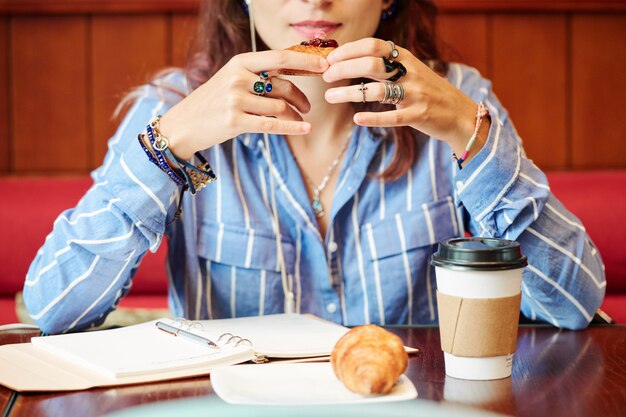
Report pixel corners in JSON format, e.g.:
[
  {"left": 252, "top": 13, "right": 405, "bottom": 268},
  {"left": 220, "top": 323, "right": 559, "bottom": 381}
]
[
  {"left": 169, "top": 318, "right": 269, "bottom": 364},
  {"left": 171, "top": 317, "right": 204, "bottom": 331}
]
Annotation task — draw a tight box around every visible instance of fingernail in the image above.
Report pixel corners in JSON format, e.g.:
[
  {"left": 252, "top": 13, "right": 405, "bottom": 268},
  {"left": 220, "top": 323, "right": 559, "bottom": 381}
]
[
  {"left": 301, "top": 122, "right": 311, "bottom": 133},
  {"left": 325, "top": 90, "right": 336, "bottom": 101}
]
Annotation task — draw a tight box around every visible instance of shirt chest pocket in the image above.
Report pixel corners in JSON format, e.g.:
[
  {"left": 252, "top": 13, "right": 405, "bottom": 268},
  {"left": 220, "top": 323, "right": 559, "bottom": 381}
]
[
  {"left": 361, "top": 197, "right": 461, "bottom": 266},
  {"left": 358, "top": 197, "right": 460, "bottom": 324},
  {"left": 198, "top": 222, "right": 296, "bottom": 274},
  {"left": 197, "top": 222, "right": 296, "bottom": 317}
]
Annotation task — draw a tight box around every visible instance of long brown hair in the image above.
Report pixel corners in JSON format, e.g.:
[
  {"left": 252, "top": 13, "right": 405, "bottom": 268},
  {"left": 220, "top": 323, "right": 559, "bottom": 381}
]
[{"left": 186, "top": 0, "right": 447, "bottom": 181}]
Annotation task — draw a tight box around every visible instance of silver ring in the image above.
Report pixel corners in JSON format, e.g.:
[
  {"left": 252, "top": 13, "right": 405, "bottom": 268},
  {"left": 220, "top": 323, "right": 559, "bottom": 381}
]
[
  {"left": 380, "top": 81, "right": 404, "bottom": 105},
  {"left": 358, "top": 82, "right": 368, "bottom": 103},
  {"left": 387, "top": 40, "right": 399, "bottom": 63}
]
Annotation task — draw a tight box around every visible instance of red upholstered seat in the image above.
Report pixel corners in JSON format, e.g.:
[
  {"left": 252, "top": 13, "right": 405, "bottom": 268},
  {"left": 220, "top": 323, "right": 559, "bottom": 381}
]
[
  {"left": 547, "top": 170, "right": 626, "bottom": 323},
  {"left": 600, "top": 295, "right": 626, "bottom": 324},
  {"left": 0, "top": 177, "right": 168, "bottom": 324}
]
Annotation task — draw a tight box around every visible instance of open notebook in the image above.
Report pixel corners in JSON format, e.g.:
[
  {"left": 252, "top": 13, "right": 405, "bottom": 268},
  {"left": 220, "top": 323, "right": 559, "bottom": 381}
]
[{"left": 0, "top": 314, "right": 351, "bottom": 392}]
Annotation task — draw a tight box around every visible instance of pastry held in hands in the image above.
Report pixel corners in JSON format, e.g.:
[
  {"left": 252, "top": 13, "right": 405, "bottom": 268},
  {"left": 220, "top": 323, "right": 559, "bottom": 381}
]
[
  {"left": 278, "top": 37, "right": 338, "bottom": 76},
  {"left": 331, "top": 324, "right": 408, "bottom": 395}
]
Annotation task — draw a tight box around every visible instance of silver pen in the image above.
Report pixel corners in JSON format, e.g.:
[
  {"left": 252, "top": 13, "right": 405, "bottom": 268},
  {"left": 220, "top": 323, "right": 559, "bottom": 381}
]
[{"left": 155, "top": 321, "right": 220, "bottom": 349}]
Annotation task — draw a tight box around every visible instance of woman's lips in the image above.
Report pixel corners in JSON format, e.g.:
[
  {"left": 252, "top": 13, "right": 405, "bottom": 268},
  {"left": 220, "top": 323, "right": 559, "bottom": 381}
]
[{"left": 290, "top": 20, "right": 340, "bottom": 38}]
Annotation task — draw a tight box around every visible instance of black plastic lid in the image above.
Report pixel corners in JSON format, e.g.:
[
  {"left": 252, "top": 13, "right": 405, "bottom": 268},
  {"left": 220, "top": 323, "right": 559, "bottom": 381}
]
[{"left": 431, "top": 238, "right": 528, "bottom": 271}]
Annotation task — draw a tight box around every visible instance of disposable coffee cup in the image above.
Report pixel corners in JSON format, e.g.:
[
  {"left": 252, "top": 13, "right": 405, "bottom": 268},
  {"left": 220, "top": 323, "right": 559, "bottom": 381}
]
[
  {"left": 431, "top": 238, "right": 527, "bottom": 380},
  {"left": 443, "top": 375, "right": 513, "bottom": 405}
]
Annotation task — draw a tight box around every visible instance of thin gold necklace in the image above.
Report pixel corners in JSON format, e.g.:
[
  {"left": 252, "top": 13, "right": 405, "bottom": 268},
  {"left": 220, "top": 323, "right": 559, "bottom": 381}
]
[{"left": 296, "top": 128, "right": 352, "bottom": 218}]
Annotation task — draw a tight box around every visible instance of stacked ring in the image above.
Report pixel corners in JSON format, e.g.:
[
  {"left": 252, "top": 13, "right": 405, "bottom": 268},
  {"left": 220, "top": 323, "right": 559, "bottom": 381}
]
[
  {"left": 380, "top": 81, "right": 405, "bottom": 105},
  {"left": 383, "top": 57, "right": 407, "bottom": 82},
  {"left": 253, "top": 71, "right": 273, "bottom": 96}
]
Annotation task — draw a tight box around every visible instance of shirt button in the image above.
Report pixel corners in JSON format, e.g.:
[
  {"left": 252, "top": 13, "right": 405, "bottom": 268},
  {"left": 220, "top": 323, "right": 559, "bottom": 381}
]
[
  {"left": 326, "top": 303, "right": 338, "bottom": 314},
  {"left": 455, "top": 180, "right": 464, "bottom": 190},
  {"left": 328, "top": 242, "right": 338, "bottom": 253}
]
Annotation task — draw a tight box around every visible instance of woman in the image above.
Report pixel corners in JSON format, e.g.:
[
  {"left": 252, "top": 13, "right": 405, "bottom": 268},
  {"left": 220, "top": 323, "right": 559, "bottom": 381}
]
[{"left": 23, "top": 0, "right": 605, "bottom": 334}]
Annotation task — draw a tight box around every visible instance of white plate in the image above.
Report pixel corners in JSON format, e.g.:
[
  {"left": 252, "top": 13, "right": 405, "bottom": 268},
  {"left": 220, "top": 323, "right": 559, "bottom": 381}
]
[{"left": 211, "top": 362, "right": 417, "bottom": 405}]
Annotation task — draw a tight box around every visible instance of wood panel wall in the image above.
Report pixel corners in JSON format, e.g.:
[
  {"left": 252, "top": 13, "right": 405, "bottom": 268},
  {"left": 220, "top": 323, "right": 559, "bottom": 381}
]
[
  {"left": 438, "top": 8, "right": 626, "bottom": 170},
  {"left": 1, "top": 1, "right": 625, "bottom": 175}
]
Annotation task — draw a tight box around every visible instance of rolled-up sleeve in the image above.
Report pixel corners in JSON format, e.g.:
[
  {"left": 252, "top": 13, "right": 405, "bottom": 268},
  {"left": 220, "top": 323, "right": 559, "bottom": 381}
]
[{"left": 453, "top": 69, "right": 606, "bottom": 330}]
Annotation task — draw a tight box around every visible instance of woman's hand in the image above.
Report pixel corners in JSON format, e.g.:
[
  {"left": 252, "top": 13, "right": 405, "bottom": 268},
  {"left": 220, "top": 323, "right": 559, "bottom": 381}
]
[
  {"left": 323, "top": 38, "right": 486, "bottom": 157},
  {"left": 160, "top": 50, "right": 329, "bottom": 159}
]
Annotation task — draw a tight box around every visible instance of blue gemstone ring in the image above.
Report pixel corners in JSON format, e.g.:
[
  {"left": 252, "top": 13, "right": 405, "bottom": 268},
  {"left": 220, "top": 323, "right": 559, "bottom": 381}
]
[{"left": 253, "top": 71, "right": 272, "bottom": 96}]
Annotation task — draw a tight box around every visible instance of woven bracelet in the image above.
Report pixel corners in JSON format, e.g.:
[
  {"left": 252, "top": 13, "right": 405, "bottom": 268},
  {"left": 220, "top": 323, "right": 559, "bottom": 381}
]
[{"left": 453, "top": 103, "right": 490, "bottom": 170}]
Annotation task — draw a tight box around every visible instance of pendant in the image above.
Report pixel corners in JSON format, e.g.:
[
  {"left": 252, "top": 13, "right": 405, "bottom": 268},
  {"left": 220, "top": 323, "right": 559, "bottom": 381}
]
[{"left": 312, "top": 198, "right": 325, "bottom": 218}]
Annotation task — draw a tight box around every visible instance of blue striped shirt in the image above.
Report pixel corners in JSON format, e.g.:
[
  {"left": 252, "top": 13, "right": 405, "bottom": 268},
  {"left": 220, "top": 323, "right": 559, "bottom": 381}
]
[{"left": 23, "top": 64, "right": 606, "bottom": 334}]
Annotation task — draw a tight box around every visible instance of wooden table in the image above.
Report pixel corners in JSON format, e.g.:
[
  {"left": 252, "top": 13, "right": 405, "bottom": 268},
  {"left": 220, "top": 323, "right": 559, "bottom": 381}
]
[{"left": 1, "top": 325, "right": 625, "bottom": 417}]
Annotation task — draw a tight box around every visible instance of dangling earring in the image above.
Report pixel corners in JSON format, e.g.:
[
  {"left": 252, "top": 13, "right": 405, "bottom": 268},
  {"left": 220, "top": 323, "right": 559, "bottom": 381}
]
[
  {"left": 381, "top": 0, "right": 397, "bottom": 21},
  {"left": 243, "top": 0, "right": 257, "bottom": 52}
]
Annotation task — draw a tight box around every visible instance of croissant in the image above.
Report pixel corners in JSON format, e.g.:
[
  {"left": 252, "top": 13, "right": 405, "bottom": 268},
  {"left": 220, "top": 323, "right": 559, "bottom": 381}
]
[{"left": 331, "top": 324, "right": 408, "bottom": 395}]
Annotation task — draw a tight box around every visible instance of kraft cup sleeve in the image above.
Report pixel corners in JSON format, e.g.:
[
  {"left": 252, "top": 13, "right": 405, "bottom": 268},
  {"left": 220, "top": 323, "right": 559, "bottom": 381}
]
[{"left": 436, "top": 291, "right": 521, "bottom": 357}]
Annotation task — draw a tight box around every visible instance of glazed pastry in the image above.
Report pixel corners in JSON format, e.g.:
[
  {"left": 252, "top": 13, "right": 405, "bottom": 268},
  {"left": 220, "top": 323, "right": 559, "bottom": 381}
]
[
  {"left": 331, "top": 324, "right": 408, "bottom": 395},
  {"left": 278, "top": 37, "right": 338, "bottom": 76}
]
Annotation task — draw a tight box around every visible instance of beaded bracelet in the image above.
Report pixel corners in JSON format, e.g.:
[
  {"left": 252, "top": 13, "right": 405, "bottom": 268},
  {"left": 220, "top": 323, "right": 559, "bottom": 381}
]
[
  {"left": 137, "top": 132, "right": 187, "bottom": 223},
  {"left": 141, "top": 129, "right": 186, "bottom": 187},
  {"left": 143, "top": 116, "right": 217, "bottom": 195},
  {"left": 453, "top": 103, "right": 490, "bottom": 170}
]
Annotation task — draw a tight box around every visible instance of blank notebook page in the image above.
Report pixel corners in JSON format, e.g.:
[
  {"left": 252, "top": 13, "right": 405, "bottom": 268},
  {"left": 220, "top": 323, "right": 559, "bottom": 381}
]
[{"left": 31, "top": 319, "right": 253, "bottom": 378}]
